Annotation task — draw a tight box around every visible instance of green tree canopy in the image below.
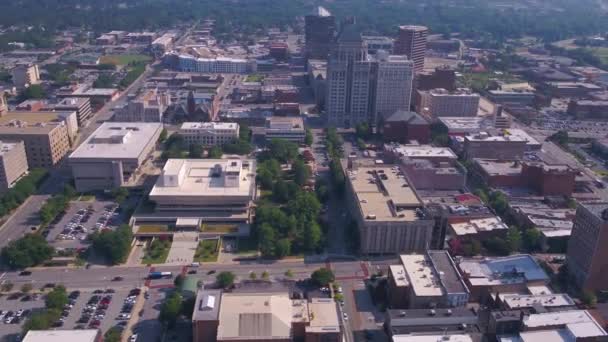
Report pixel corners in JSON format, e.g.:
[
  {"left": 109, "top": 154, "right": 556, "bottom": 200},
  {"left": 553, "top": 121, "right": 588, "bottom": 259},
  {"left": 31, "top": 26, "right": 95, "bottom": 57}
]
[
  {"left": 311, "top": 268, "right": 335, "bottom": 286},
  {"left": 159, "top": 291, "right": 182, "bottom": 328},
  {"left": 45, "top": 285, "right": 68, "bottom": 311},
  {"left": 216, "top": 271, "right": 236, "bottom": 289},
  {"left": 90, "top": 224, "right": 133, "bottom": 265},
  {"left": 1, "top": 234, "right": 54, "bottom": 269}
]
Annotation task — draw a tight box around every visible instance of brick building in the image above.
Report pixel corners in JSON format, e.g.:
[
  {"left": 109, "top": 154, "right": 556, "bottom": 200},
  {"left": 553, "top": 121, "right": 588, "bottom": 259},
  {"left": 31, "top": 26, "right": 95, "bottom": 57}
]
[{"left": 382, "top": 110, "right": 430, "bottom": 143}]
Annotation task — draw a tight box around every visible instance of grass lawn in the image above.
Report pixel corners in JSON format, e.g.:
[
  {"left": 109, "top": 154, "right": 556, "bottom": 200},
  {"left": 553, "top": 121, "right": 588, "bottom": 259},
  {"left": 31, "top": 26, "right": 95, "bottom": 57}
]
[
  {"left": 237, "top": 236, "right": 259, "bottom": 255},
  {"left": 245, "top": 74, "right": 264, "bottom": 82},
  {"left": 137, "top": 225, "right": 169, "bottom": 233},
  {"left": 141, "top": 239, "right": 171, "bottom": 264},
  {"left": 201, "top": 224, "right": 238, "bottom": 234},
  {"left": 194, "top": 239, "right": 219, "bottom": 262},
  {"left": 100, "top": 54, "right": 152, "bottom": 66}
]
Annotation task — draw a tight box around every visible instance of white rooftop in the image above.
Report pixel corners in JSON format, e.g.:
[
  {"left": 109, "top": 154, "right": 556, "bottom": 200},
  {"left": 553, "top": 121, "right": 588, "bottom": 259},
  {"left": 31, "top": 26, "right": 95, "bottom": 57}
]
[
  {"left": 450, "top": 217, "right": 508, "bottom": 236},
  {"left": 386, "top": 144, "right": 457, "bottom": 160},
  {"left": 401, "top": 254, "right": 443, "bottom": 297},
  {"left": 393, "top": 334, "right": 473, "bottom": 342},
  {"left": 149, "top": 159, "right": 255, "bottom": 198},
  {"left": 70, "top": 122, "right": 162, "bottom": 160},
  {"left": 22, "top": 330, "right": 99, "bottom": 342},
  {"left": 459, "top": 255, "right": 548, "bottom": 287},
  {"left": 523, "top": 310, "right": 607, "bottom": 338},
  {"left": 499, "top": 293, "right": 575, "bottom": 309},
  {"left": 181, "top": 122, "right": 238, "bottom": 130},
  {"left": 390, "top": 265, "right": 409, "bottom": 287},
  {"left": 439, "top": 116, "right": 492, "bottom": 133}
]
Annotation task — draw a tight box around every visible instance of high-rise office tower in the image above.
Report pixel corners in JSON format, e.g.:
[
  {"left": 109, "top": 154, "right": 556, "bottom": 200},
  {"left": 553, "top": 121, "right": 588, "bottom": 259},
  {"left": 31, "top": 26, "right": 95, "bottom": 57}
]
[
  {"left": 567, "top": 203, "right": 608, "bottom": 291},
  {"left": 370, "top": 52, "right": 414, "bottom": 124},
  {"left": 325, "top": 24, "right": 371, "bottom": 127},
  {"left": 304, "top": 7, "right": 336, "bottom": 61},
  {"left": 394, "top": 25, "right": 428, "bottom": 73}
]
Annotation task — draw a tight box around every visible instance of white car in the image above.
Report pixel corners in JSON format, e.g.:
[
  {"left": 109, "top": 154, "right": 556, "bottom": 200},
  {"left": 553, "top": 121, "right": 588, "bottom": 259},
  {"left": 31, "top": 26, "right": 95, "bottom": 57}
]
[
  {"left": 343, "top": 313, "right": 348, "bottom": 320},
  {"left": 129, "top": 334, "right": 138, "bottom": 342}
]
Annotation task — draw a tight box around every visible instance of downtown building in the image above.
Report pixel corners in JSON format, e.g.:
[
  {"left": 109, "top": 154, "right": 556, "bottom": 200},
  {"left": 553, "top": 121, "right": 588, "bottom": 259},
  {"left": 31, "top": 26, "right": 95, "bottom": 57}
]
[
  {"left": 304, "top": 7, "right": 336, "bottom": 61},
  {"left": 325, "top": 25, "right": 414, "bottom": 127},
  {"left": 394, "top": 25, "right": 428, "bottom": 73}
]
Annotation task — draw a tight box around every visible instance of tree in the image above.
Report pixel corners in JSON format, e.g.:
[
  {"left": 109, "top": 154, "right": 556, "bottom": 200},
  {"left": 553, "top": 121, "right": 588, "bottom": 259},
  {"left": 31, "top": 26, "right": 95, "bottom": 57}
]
[
  {"left": 249, "top": 271, "right": 257, "bottom": 280},
  {"left": 174, "top": 274, "right": 185, "bottom": 288},
  {"left": 523, "top": 228, "right": 541, "bottom": 252},
  {"left": 311, "top": 268, "right": 335, "bottom": 286},
  {"left": 293, "top": 160, "right": 311, "bottom": 187},
  {"left": 258, "top": 223, "right": 277, "bottom": 257},
  {"left": 272, "top": 180, "right": 289, "bottom": 203},
  {"left": 111, "top": 187, "right": 129, "bottom": 204},
  {"left": 483, "top": 237, "right": 511, "bottom": 256},
  {"left": 355, "top": 123, "right": 371, "bottom": 140},
  {"left": 506, "top": 227, "right": 522, "bottom": 253},
  {"left": 257, "top": 169, "right": 274, "bottom": 190},
  {"left": 268, "top": 139, "right": 298, "bottom": 162},
  {"left": 303, "top": 221, "right": 322, "bottom": 252},
  {"left": 181, "top": 296, "right": 196, "bottom": 319},
  {"left": 89, "top": 224, "right": 133, "bottom": 265},
  {"left": 189, "top": 144, "right": 203, "bottom": 158},
  {"left": 284, "top": 269, "right": 294, "bottom": 278},
  {"left": 275, "top": 238, "right": 291, "bottom": 258},
  {"left": 1, "top": 281, "right": 13, "bottom": 292},
  {"left": 22, "top": 309, "right": 59, "bottom": 334},
  {"left": 549, "top": 130, "right": 569, "bottom": 146},
  {"left": 305, "top": 129, "right": 313, "bottom": 146},
  {"left": 45, "top": 285, "right": 68, "bottom": 311},
  {"left": 581, "top": 290, "right": 597, "bottom": 307},
  {"left": 1, "top": 234, "right": 54, "bottom": 269},
  {"left": 208, "top": 146, "right": 222, "bottom": 158},
  {"left": 104, "top": 326, "right": 123, "bottom": 342},
  {"left": 158, "top": 128, "right": 168, "bottom": 143},
  {"left": 261, "top": 271, "right": 270, "bottom": 280},
  {"left": 159, "top": 291, "right": 182, "bottom": 329},
  {"left": 19, "top": 84, "right": 45, "bottom": 101},
  {"left": 93, "top": 73, "right": 115, "bottom": 88},
  {"left": 216, "top": 271, "right": 235, "bottom": 289},
  {"left": 21, "top": 283, "right": 33, "bottom": 294}
]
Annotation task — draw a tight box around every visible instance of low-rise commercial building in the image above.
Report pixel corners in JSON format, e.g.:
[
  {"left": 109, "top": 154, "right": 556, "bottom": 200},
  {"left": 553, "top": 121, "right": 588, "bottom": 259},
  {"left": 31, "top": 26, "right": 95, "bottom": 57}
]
[
  {"left": 180, "top": 122, "right": 239, "bottom": 147},
  {"left": 345, "top": 163, "right": 434, "bottom": 254},
  {"left": 495, "top": 293, "right": 575, "bottom": 311},
  {"left": 544, "top": 81, "right": 602, "bottom": 98},
  {"left": 69, "top": 122, "right": 162, "bottom": 191},
  {"left": 149, "top": 159, "right": 256, "bottom": 224},
  {"left": 382, "top": 110, "right": 430, "bottom": 144},
  {"left": 388, "top": 250, "right": 469, "bottom": 309},
  {"left": 263, "top": 116, "right": 306, "bottom": 143},
  {"left": 57, "top": 84, "right": 119, "bottom": 107},
  {"left": 461, "top": 132, "right": 529, "bottom": 160},
  {"left": 417, "top": 88, "right": 479, "bottom": 118},
  {"left": 192, "top": 290, "right": 341, "bottom": 342},
  {"left": 520, "top": 310, "right": 607, "bottom": 340},
  {"left": 385, "top": 308, "right": 479, "bottom": 337},
  {"left": 384, "top": 144, "right": 458, "bottom": 164},
  {"left": 488, "top": 89, "right": 535, "bottom": 107},
  {"left": 152, "top": 33, "right": 176, "bottom": 57},
  {"left": 400, "top": 159, "right": 466, "bottom": 191},
  {"left": 113, "top": 89, "right": 170, "bottom": 122},
  {"left": 457, "top": 255, "right": 549, "bottom": 301},
  {"left": 0, "top": 111, "right": 76, "bottom": 168},
  {"left": 567, "top": 99, "right": 608, "bottom": 119},
  {"left": 448, "top": 216, "right": 509, "bottom": 248},
  {"left": 22, "top": 329, "right": 102, "bottom": 342},
  {"left": 438, "top": 117, "right": 494, "bottom": 136},
  {"left": 393, "top": 334, "right": 475, "bottom": 342},
  {"left": 0, "top": 140, "right": 28, "bottom": 193}
]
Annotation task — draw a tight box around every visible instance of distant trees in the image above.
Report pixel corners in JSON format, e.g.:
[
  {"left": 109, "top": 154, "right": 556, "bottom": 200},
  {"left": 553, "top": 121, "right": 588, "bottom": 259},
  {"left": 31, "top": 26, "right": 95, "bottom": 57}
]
[
  {"left": 222, "top": 124, "right": 252, "bottom": 155},
  {"left": 188, "top": 144, "right": 203, "bottom": 158},
  {"left": 89, "top": 224, "right": 133, "bottom": 265},
  {"left": 104, "top": 327, "right": 122, "bottom": 342},
  {"left": 1, "top": 234, "right": 54, "bottom": 269}
]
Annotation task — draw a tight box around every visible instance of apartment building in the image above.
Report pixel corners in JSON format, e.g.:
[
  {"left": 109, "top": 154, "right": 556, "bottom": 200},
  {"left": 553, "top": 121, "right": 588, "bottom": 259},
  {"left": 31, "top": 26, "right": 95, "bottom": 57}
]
[
  {"left": 417, "top": 88, "right": 480, "bottom": 118},
  {"left": 0, "top": 112, "right": 75, "bottom": 168},
  {"left": 0, "top": 141, "right": 28, "bottom": 193},
  {"left": 192, "top": 290, "right": 341, "bottom": 342},
  {"left": 113, "top": 89, "right": 169, "bottom": 122},
  {"left": 52, "top": 98, "right": 93, "bottom": 127},
  {"left": 567, "top": 203, "right": 608, "bottom": 291},
  {"left": 179, "top": 122, "right": 239, "bottom": 147},
  {"left": 345, "top": 163, "right": 434, "bottom": 254},
  {"left": 12, "top": 63, "right": 40, "bottom": 89},
  {"left": 394, "top": 25, "right": 428, "bottom": 73},
  {"left": 69, "top": 122, "right": 162, "bottom": 192}
]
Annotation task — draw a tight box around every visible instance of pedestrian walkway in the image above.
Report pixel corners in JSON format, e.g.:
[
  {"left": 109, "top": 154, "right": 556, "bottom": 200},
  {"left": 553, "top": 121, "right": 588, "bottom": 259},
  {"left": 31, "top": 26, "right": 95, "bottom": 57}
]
[{"left": 165, "top": 232, "right": 198, "bottom": 265}]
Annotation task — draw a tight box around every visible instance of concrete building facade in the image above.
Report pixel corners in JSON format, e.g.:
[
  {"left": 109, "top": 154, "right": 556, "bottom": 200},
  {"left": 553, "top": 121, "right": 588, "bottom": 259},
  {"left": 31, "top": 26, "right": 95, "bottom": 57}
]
[
  {"left": 180, "top": 122, "right": 239, "bottom": 147},
  {"left": 113, "top": 89, "right": 170, "bottom": 122},
  {"left": 12, "top": 63, "right": 40, "bottom": 89},
  {"left": 394, "top": 26, "right": 428, "bottom": 73},
  {"left": 371, "top": 54, "right": 414, "bottom": 124},
  {"left": 0, "top": 140, "right": 28, "bottom": 193},
  {"left": 53, "top": 98, "right": 93, "bottom": 127},
  {"left": 418, "top": 88, "right": 479, "bottom": 118}
]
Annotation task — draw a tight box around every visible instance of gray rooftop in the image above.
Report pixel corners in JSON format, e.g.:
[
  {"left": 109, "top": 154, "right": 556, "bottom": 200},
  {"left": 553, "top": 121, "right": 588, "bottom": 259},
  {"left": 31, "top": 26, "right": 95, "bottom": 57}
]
[
  {"left": 192, "top": 289, "right": 222, "bottom": 321},
  {"left": 428, "top": 250, "right": 469, "bottom": 295}
]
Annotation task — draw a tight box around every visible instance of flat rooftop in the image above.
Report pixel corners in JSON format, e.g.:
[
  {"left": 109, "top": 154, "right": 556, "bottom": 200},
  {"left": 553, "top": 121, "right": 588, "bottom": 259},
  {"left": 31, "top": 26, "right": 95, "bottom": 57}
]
[
  {"left": 70, "top": 122, "right": 162, "bottom": 160},
  {"left": 22, "top": 330, "right": 99, "bottom": 342},
  {"left": 439, "top": 117, "right": 492, "bottom": 133},
  {"left": 217, "top": 292, "right": 305, "bottom": 340},
  {"left": 0, "top": 140, "right": 22, "bottom": 155},
  {"left": 450, "top": 217, "right": 508, "bottom": 236},
  {"left": 149, "top": 159, "right": 255, "bottom": 199},
  {"left": 385, "top": 144, "right": 457, "bottom": 160},
  {"left": 307, "top": 298, "right": 340, "bottom": 333},
  {"left": 401, "top": 254, "right": 443, "bottom": 297},
  {"left": 192, "top": 289, "right": 222, "bottom": 321},
  {"left": 458, "top": 254, "right": 548, "bottom": 287},
  {"left": 523, "top": 310, "right": 607, "bottom": 338},
  {"left": 390, "top": 265, "right": 409, "bottom": 287},
  {"left": 428, "top": 250, "right": 469, "bottom": 295},
  {"left": 0, "top": 111, "right": 72, "bottom": 134},
  {"left": 475, "top": 159, "right": 522, "bottom": 177},
  {"left": 347, "top": 165, "right": 423, "bottom": 222},
  {"left": 465, "top": 132, "right": 528, "bottom": 143},
  {"left": 499, "top": 293, "right": 575, "bottom": 309},
  {"left": 181, "top": 122, "right": 238, "bottom": 130},
  {"left": 393, "top": 335, "right": 473, "bottom": 342}
]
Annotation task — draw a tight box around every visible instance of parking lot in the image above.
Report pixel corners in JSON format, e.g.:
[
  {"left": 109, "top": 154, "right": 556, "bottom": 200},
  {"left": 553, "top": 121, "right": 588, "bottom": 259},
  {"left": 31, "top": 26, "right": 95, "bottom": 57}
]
[
  {"left": 45, "top": 200, "right": 123, "bottom": 249},
  {"left": 131, "top": 288, "right": 164, "bottom": 342},
  {"left": 0, "top": 286, "right": 141, "bottom": 341}
]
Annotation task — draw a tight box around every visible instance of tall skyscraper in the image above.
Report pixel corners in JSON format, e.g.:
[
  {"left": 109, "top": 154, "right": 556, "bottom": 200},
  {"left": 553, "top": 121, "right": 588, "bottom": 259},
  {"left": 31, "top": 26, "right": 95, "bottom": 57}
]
[
  {"left": 325, "top": 24, "right": 371, "bottom": 127},
  {"left": 370, "top": 52, "right": 414, "bottom": 124},
  {"left": 567, "top": 203, "right": 608, "bottom": 291},
  {"left": 326, "top": 24, "right": 415, "bottom": 127},
  {"left": 394, "top": 25, "right": 428, "bottom": 73},
  {"left": 304, "top": 7, "right": 336, "bottom": 61}
]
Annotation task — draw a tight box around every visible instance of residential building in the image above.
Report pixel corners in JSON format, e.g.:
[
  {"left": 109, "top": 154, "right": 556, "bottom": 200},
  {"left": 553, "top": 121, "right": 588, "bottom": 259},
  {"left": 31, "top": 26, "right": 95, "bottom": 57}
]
[
  {"left": 345, "top": 163, "right": 434, "bottom": 254},
  {"left": 304, "top": 7, "right": 336, "bottom": 60},
  {"left": 53, "top": 97, "right": 92, "bottom": 127},
  {"left": 362, "top": 36, "right": 394, "bottom": 55},
  {"left": 0, "top": 111, "right": 75, "bottom": 168},
  {"left": 69, "top": 122, "right": 162, "bottom": 192},
  {"left": 22, "top": 329, "right": 102, "bottom": 342},
  {"left": 417, "top": 88, "right": 480, "bottom": 118},
  {"left": 263, "top": 117, "right": 306, "bottom": 143},
  {"left": 173, "top": 54, "right": 251, "bottom": 74},
  {"left": 148, "top": 159, "right": 256, "bottom": 225},
  {"left": 11, "top": 63, "right": 40, "bottom": 89},
  {"left": 385, "top": 308, "right": 479, "bottom": 337},
  {"left": 567, "top": 203, "right": 608, "bottom": 291},
  {"left": 0, "top": 140, "right": 28, "bottom": 193},
  {"left": 179, "top": 122, "right": 239, "bottom": 147},
  {"left": 382, "top": 110, "right": 430, "bottom": 144},
  {"left": 457, "top": 255, "right": 549, "bottom": 301},
  {"left": 113, "top": 89, "right": 170, "bottom": 122},
  {"left": 387, "top": 250, "right": 469, "bottom": 309},
  {"left": 394, "top": 25, "right": 428, "bottom": 73},
  {"left": 192, "top": 290, "right": 341, "bottom": 342},
  {"left": 371, "top": 53, "right": 414, "bottom": 124}
]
